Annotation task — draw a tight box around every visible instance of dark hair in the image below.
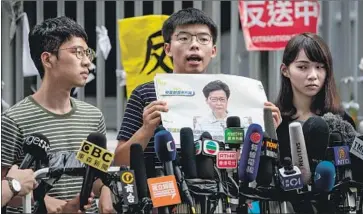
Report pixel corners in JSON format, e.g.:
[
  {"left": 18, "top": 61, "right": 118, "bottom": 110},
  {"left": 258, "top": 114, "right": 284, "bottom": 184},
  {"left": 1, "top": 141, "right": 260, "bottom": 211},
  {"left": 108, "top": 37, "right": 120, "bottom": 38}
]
[
  {"left": 162, "top": 8, "right": 218, "bottom": 44},
  {"left": 276, "top": 33, "right": 342, "bottom": 119},
  {"left": 203, "top": 80, "right": 230, "bottom": 99},
  {"left": 29, "top": 16, "right": 88, "bottom": 79}
]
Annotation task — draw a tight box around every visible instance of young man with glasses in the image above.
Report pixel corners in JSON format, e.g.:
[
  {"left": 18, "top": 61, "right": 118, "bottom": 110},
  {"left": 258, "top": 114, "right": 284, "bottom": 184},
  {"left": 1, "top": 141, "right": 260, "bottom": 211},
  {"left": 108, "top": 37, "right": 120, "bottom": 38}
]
[
  {"left": 114, "top": 8, "right": 218, "bottom": 166},
  {"left": 114, "top": 8, "right": 282, "bottom": 166},
  {"left": 1, "top": 16, "right": 114, "bottom": 213}
]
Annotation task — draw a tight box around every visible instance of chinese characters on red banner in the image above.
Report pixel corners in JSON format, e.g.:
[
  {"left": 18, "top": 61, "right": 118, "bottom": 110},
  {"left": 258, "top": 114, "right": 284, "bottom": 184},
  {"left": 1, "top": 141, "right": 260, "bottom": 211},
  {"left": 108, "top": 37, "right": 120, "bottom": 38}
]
[{"left": 239, "top": 1, "right": 320, "bottom": 51}]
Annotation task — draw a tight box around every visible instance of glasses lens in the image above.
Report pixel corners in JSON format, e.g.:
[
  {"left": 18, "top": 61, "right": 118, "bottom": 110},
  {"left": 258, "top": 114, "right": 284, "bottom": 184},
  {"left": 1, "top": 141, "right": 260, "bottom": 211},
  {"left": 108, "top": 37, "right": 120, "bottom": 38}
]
[
  {"left": 75, "top": 47, "right": 84, "bottom": 60},
  {"left": 177, "top": 32, "right": 191, "bottom": 44},
  {"left": 197, "top": 33, "right": 212, "bottom": 45},
  {"left": 87, "top": 49, "right": 95, "bottom": 61}
]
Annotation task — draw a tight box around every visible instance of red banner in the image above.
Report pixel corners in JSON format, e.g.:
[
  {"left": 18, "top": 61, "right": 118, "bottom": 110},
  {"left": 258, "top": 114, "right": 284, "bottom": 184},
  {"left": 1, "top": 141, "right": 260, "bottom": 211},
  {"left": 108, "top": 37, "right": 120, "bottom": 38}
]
[{"left": 239, "top": 1, "right": 320, "bottom": 51}]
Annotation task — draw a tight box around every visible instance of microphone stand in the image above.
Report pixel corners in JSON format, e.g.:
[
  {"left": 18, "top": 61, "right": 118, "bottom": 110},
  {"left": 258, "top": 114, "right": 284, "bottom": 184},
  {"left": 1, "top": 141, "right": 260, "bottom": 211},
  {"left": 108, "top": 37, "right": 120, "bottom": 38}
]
[{"left": 236, "top": 182, "right": 249, "bottom": 214}]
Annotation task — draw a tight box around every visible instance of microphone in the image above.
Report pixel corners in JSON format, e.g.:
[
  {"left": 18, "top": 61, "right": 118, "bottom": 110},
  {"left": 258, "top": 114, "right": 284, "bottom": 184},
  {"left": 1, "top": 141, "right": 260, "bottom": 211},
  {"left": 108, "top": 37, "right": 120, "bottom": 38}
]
[
  {"left": 350, "top": 135, "right": 363, "bottom": 182},
  {"left": 325, "top": 132, "right": 352, "bottom": 182},
  {"left": 20, "top": 133, "right": 50, "bottom": 169},
  {"left": 278, "top": 157, "right": 303, "bottom": 191},
  {"left": 326, "top": 132, "right": 351, "bottom": 166},
  {"left": 196, "top": 131, "right": 216, "bottom": 179},
  {"left": 263, "top": 108, "right": 278, "bottom": 140},
  {"left": 130, "top": 144, "right": 149, "bottom": 200},
  {"left": 256, "top": 132, "right": 275, "bottom": 186},
  {"left": 155, "top": 125, "right": 166, "bottom": 135},
  {"left": 313, "top": 161, "right": 336, "bottom": 214},
  {"left": 238, "top": 124, "right": 263, "bottom": 183},
  {"left": 180, "top": 127, "right": 198, "bottom": 179},
  {"left": 322, "top": 112, "right": 358, "bottom": 146},
  {"left": 302, "top": 116, "right": 330, "bottom": 168},
  {"left": 350, "top": 135, "right": 363, "bottom": 160},
  {"left": 78, "top": 132, "right": 110, "bottom": 211},
  {"left": 154, "top": 130, "right": 177, "bottom": 176},
  {"left": 224, "top": 116, "right": 244, "bottom": 149},
  {"left": 173, "top": 156, "right": 196, "bottom": 214},
  {"left": 119, "top": 169, "right": 139, "bottom": 205},
  {"left": 313, "top": 161, "right": 336, "bottom": 192},
  {"left": 289, "top": 122, "right": 311, "bottom": 185}
]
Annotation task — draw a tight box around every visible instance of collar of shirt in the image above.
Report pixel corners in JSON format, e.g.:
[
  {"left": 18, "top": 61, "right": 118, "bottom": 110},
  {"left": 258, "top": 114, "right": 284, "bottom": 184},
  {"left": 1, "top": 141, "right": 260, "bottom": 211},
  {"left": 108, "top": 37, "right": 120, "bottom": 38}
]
[{"left": 207, "top": 111, "right": 229, "bottom": 124}]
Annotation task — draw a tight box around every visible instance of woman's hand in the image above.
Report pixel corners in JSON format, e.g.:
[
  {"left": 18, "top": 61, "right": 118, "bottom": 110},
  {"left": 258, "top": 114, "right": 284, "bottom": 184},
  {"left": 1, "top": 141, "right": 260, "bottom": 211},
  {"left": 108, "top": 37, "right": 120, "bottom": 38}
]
[{"left": 264, "top": 102, "right": 282, "bottom": 129}]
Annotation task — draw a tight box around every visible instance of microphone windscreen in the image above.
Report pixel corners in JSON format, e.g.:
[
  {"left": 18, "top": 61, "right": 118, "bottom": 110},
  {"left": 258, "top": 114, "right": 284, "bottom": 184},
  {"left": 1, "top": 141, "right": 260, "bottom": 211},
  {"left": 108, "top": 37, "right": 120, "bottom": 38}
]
[
  {"left": 256, "top": 156, "right": 273, "bottom": 186},
  {"left": 145, "top": 155, "right": 156, "bottom": 178},
  {"left": 322, "top": 112, "right": 357, "bottom": 146},
  {"left": 130, "top": 144, "right": 149, "bottom": 199},
  {"left": 303, "top": 116, "right": 330, "bottom": 161},
  {"left": 154, "top": 130, "right": 176, "bottom": 162},
  {"left": 314, "top": 161, "right": 336, "bottom": 192},
  {"left": 227, "top": 116, "right": 241, "bottom": 128},
  {"left": 238, "top": 124, "right": 263, "bottom": 182},
  {"left": 263, "top": 108, "right": 278, "bottom": 140},
  {"left": 289, "top": 122, "right": 311, "bottom": 185},
  {"left": 23, "top": 133, "right": 50, "bottom": 160},
  {"left": 180, "top": 127, "right": 198, "bottom": 178},
  {"left": 196, "top": 156, "right": 215, "bottom": 179},
  {"left": 154, "top": 125, "right": 166, "bottom": 135},
  {"left": 86, "top": 132, "right": 107, "bottom": 148},
  {"left": 197, "top": 131, "right": 216, "bottom": 179},
  {"left": 257, "top": 131, "right": 273, "bottom": 185},
  {"left": 200, "top": 131, "right": 212, "bottom": 140}
]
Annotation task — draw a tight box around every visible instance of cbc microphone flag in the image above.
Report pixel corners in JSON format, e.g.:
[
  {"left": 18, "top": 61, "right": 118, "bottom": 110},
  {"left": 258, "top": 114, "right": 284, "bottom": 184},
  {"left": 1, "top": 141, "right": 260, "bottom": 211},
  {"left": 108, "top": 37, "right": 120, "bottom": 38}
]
[
  {"left": 118, "top": 15, "right": 173, "bottom": 98},
  {"left": 154, "top": 74, "right": 268, "bottom": 146}
]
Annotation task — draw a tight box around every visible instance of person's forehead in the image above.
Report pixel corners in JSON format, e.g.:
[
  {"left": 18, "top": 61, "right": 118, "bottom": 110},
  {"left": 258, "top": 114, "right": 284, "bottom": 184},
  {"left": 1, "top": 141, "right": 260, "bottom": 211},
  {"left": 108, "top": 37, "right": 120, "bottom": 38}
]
[
  {"left": 294, "top": 50, "right": 324, "bottom": 64},
  {"left": 174, "top": 24, "right": 211, "bottom": 34},
  {"left": 209, "top": 90, "right": 227, "bottom": 96},
  {"left": 60, "top": 36, "right": 88, "bottom": 49}
]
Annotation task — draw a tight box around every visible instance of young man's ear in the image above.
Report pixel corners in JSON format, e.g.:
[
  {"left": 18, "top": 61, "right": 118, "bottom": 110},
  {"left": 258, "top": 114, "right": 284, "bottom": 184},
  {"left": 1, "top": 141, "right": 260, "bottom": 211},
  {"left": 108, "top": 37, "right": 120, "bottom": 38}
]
[
  {"left": 280, "top": 63, "right": 289, "bottom": 78},
  {"left": 164, "top": 43, "right": 172, "bottom": 57},
  {"left": 41, "top": 52, "right": 53, "bottom": 69},
  {"left": 211, "top": 45, "right": 217, "bottom": 58}
]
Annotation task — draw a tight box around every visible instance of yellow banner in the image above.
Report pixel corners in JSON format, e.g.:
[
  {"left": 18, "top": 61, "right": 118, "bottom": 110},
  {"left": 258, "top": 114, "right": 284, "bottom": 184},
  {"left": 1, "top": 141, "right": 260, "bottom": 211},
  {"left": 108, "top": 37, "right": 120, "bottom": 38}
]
[{"left": 118, "top": 15, "right": 173, "bottom": 98}]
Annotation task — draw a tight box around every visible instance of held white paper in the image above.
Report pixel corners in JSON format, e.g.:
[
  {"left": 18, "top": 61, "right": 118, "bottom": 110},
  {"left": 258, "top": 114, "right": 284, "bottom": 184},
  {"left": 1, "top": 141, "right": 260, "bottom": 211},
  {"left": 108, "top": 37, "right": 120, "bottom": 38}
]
[{"left": 154, "top": 74, "right": 268, "bottom": 146}]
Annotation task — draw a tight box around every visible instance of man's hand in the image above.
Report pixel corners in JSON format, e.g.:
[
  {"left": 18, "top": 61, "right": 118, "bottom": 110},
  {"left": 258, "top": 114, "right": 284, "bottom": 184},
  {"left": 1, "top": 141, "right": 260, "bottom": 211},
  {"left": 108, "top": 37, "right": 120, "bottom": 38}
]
[
  {"left": 62, "top": 193, "right": 94, "bottom": 214},
  {"left": 141, "top": 100, "right": 168, "bottom": 133},
  {"left": 264, "top": 101, "right": 282, "bottom": 129},
  {"left": 6, "top": 165, "right": 37, "bottom": 196},
  {"left": 44, "top": 195, "right": 67, "bottom": 213},
  {"left": 98, "top": 186, "right": 115, "bottom": 214}
]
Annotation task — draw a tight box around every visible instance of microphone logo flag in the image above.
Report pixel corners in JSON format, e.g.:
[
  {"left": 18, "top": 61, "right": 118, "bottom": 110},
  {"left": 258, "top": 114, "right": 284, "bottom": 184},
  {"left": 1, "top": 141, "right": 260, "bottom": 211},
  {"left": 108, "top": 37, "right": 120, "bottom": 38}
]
[
  {"left": 261, "top": 137, "right": 278, "bottom": 158},
  {"left": 202, "top": 140, "right": 220, "bottom": 156},
  {"left": 166, "top": 140, "right": 175, "bottom": 152},
  {"left": 279, "top": 166, "right": 303, "bottom": 191},
  {"left": 147, "top": 175, "right": 181, "bottom": 207},
  {"left": 24, "top": 135, "right": 50, "bottom": 151},
  {"left": 121, "top": 172, "right": 134, "bottom": 184},
  {"left": 224, "top": 127, "right": 244, "bottom": 144},
  {"left": 217, "top": 151, "right": 238, "bottom": 169},
  {"left": 76, "top": 140, "right": 114, "bottom": 172},
  {"left": 350, "top": 136, "right": 363, "bottom": 160},
  {"left": 333, "top": 146, "right": 351, "bottom": 166},
  {"left": 119, "top": 170, "right": 138, "bottom": 205},
  {"left": 250, "top": 132, "right": 261, "bottom": 144},
  {"left": 195, "top": 140, "right": 202, "bottom": 155}
]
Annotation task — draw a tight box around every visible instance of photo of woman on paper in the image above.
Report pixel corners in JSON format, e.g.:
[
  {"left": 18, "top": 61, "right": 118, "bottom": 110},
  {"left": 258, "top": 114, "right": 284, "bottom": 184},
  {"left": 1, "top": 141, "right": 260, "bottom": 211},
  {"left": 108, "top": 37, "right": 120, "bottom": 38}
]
[{"left": 193, "top": 80, "right": 231, "bottom": 141}]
